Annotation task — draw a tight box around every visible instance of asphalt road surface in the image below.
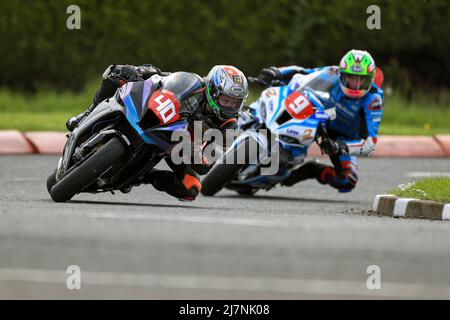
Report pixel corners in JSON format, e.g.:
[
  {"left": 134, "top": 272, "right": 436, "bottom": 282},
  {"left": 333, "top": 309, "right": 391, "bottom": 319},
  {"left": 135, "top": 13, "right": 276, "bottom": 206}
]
[{"left": 0, "top": 155, "right": 449, "bottom": 299}]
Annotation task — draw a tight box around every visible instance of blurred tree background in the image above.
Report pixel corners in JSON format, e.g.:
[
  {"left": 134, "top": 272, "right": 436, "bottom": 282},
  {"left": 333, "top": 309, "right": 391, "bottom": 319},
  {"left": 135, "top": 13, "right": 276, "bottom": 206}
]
[{"left": 0, "top": 0, "right": 449, "bottom": 98}]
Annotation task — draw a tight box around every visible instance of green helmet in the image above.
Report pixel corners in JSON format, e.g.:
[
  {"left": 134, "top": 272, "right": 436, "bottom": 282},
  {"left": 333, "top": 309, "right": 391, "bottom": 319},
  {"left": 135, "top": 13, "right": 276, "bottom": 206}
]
[{"left": 339, "top": 50, "right": 376, "bottom": 99}]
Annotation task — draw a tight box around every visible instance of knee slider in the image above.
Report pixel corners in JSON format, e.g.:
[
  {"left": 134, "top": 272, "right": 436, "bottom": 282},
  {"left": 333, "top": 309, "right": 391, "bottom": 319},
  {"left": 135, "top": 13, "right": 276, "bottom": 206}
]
[{"left": 181, "top": 174, "right": 201, "bottom": 197}]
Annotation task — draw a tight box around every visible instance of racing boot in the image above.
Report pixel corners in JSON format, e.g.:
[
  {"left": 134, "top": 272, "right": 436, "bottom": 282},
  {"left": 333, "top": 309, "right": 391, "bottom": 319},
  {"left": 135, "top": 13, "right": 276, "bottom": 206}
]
[
  {"left": 66, "top": 75, "right": 118, "bottom": 131},
  {"left": 282, "top": 159, "right": 327, "bottom": 187},
  {"left": 66, "top": 103, "right": 96, "bottom": 131},
  {"left": 143, "top": 169, "right": 199, "bottom": 202}
]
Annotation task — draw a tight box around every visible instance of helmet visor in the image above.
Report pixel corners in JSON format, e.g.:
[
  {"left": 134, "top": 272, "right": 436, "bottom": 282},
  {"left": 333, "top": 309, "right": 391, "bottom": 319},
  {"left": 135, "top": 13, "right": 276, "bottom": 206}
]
[
  {"left": 340, "top": 73, "right": 373, "bottom": 91},
  {"left": 217, "top": 93, "right": 243, "bottom": 117}
]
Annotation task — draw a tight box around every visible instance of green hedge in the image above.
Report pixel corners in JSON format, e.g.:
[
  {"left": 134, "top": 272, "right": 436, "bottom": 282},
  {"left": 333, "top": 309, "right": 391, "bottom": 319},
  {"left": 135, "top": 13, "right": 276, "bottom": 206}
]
[{"left": 0, "top": 0, "right": 449, "bottom": 97}]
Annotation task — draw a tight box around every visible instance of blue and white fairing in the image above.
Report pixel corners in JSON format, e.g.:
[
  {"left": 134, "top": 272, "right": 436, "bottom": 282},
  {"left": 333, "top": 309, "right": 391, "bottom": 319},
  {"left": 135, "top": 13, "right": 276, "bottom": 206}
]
[
  {"left": 231, "top": 71, "right": 336, "bottom": 188},
  {"left": 239, "top": 83, "right": 330, "bottom": 165}
]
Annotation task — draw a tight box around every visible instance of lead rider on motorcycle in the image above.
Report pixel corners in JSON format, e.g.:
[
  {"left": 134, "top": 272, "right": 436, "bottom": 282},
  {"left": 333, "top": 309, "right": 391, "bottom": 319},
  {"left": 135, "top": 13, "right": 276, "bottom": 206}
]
[
  {"left": 257, "top": 50, "right": 384, "bottom": 193},
  {"left": 66, "top": 64, "right": 248, "bottom": 201}
]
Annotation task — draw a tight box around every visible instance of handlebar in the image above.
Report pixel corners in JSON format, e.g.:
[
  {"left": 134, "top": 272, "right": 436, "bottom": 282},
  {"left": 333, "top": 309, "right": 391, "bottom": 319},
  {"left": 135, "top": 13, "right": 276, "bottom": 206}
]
[
  {"left": 247, "top": 76, "right": 283, "bottom": 88},
  {"left": 247, "top": 76, "right": 267, "bottom": 86}
]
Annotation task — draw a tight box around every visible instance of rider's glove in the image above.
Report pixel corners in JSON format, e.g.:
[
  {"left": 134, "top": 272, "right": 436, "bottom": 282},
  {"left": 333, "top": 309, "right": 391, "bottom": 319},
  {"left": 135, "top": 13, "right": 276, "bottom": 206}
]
[
  {"left": 141, "top": 64, "right": 164, "bottom": 79},
  {"left": 320, "top": 139, "right": 349, "bottom": 156},
  {"left": 104, "top": 65, "right": 143, "bottom": 88},
  {"left": 118, "top": 65, "right": 142, "bottom": 82},
  {"left": 258, "top": 67, "right": 281, "bottom": 85}
]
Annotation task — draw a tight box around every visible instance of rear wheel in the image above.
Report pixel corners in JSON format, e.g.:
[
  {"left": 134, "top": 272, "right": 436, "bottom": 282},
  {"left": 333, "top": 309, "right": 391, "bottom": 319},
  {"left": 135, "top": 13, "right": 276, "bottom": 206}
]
[
  {"left": 49, "top": 137, "right": 127, "bottom": 202},
  {"left": 235, "top": 188, "right": 258, "bottom": 196}
]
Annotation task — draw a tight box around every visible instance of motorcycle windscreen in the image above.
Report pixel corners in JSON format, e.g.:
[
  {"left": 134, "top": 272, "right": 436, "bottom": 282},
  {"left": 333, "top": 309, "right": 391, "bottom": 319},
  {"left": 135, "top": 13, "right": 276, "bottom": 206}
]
[
  {"left": 160, "top": 72, "right": 205, "bottom": 114},
  {"left": 297, "top": 69, "right": 339, "bottom": 93}
]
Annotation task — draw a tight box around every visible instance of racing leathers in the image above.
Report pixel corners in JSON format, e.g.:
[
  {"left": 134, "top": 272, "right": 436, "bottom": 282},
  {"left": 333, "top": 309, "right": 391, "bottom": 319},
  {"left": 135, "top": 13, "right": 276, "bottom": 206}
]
[{"left": 260, "top": 65, "right": 384, "bottom": 192}]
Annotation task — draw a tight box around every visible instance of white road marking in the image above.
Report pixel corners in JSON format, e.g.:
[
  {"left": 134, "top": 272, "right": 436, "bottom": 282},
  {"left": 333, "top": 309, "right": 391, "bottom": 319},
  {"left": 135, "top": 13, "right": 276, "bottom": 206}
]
[
  {"left": 407, "top": 172, "right": 450, "bottom": 178},
  {"left": 0, "top": 268, "right": 450, "bottom": 298},
  {"left": 0, "top": 178, "right": 43, "bottom": 182},
  {"left": 1, "top": 205, "right": 292, "bottom": 228},
  {"left": 393, "top": 198, "right": 415, "bottom": 218},
  {"left": 85, "top": 212, "right": 292, "bottom": 228}
]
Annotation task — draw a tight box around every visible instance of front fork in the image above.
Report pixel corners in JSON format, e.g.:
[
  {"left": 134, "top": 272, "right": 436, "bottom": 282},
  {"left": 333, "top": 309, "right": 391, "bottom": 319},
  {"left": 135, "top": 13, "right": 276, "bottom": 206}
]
[
  {"left": 56, "top": 128, "right": 132, "bottom": 182},
  {"left": 229, "top": 129, "right": 280, "bottom": 177}
]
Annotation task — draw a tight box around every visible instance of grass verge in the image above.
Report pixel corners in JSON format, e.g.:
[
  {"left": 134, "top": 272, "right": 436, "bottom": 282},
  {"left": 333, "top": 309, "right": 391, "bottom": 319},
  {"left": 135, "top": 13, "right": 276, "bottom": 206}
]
[
  {"left": 390, "top": 177, "right": 450, "bottom": 203},
  {"left": 0, "top": 112, "right": 70, "bottom": 132},
  {"left": 0, "top": 84, "right": 449, "bottom": 134}
]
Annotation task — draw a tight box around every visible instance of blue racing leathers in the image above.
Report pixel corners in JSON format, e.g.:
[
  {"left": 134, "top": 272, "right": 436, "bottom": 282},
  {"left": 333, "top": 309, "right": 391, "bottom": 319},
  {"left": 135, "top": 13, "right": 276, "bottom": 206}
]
[{"left": 276, "top": 65, "right": 384, "bottom": 192}]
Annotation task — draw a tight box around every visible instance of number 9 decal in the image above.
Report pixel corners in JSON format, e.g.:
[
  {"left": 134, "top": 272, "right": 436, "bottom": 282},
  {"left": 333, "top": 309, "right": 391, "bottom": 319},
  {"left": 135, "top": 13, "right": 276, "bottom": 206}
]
[{"left": 285, "top": 92, "right": 314, "bottom": 120}]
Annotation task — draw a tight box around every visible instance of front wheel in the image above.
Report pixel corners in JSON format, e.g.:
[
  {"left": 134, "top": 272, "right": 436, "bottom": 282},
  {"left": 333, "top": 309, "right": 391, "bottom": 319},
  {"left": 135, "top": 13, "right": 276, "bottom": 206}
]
[
  {"left": 46, "top": 170, "right": 57, "bottom": 193},
  {"left": 49, "top": 137, "right": 127, "bottom": 202},
  {"left": 201, "top": 138, "right": 255, "bottom": 197},
  {"left": 201, "top": 162, "right": 244, "bottom": 197}
]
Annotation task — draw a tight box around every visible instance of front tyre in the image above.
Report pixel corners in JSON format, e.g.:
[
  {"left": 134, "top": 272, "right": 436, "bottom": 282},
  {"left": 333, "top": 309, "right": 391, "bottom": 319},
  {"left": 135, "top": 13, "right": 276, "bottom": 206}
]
[
  {"left": 46, "top": 170, "right": 57, "bottom": 193},
  {"left": 49, "top": 137, "right": 126, "bottom": 202},
  {"left": 201, "top": 138, "right": 255, "bottom": 197},
  {"left": 201, "top": 162, "right": 244, "bottom": 197}
]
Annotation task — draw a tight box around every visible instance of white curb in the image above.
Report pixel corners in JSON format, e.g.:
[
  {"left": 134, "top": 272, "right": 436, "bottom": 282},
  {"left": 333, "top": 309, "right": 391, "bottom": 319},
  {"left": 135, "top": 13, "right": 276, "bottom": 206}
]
[
  {"left": 393, "top": 198, "right": 415, "bottom": 218},
  {"left": 373, "top": 194, "right": 450, "bottom": 221},
  {"left": 443, "top": 204, "right": 450, "bottom": 221},
  {"left": 372, "top": 194, "right": 395, "bottom": 212}
]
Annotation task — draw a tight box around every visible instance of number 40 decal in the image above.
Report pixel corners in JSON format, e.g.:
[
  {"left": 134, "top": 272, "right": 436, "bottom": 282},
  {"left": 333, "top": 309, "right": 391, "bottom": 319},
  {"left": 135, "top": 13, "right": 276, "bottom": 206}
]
[
  {"left": 149, "top": 90, "right": 180, "bottom": 124},
  {"left": 154, "top": 94, "right": 176, "bottom": 123}
]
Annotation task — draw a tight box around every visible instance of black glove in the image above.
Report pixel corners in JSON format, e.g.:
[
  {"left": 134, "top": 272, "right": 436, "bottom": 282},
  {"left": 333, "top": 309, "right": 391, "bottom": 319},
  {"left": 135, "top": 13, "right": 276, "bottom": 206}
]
[
  {"left": 258, "top": 67, "right": 281, "bottom": 85},
  {"left": 117, "top": 65, "right": 142, "bottom": 82},
  {"left": 141, "top": 64, "right": 164, "bottom": 79},
  {"left": 320, "top": 139, "right": 348, "bottom": 156}
]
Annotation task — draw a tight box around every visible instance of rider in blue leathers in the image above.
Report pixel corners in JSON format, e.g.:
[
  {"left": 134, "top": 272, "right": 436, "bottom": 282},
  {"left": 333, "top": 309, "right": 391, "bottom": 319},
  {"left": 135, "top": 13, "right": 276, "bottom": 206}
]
[{"left": 257, "top": 50, "right": 384, "bottom": 192}]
